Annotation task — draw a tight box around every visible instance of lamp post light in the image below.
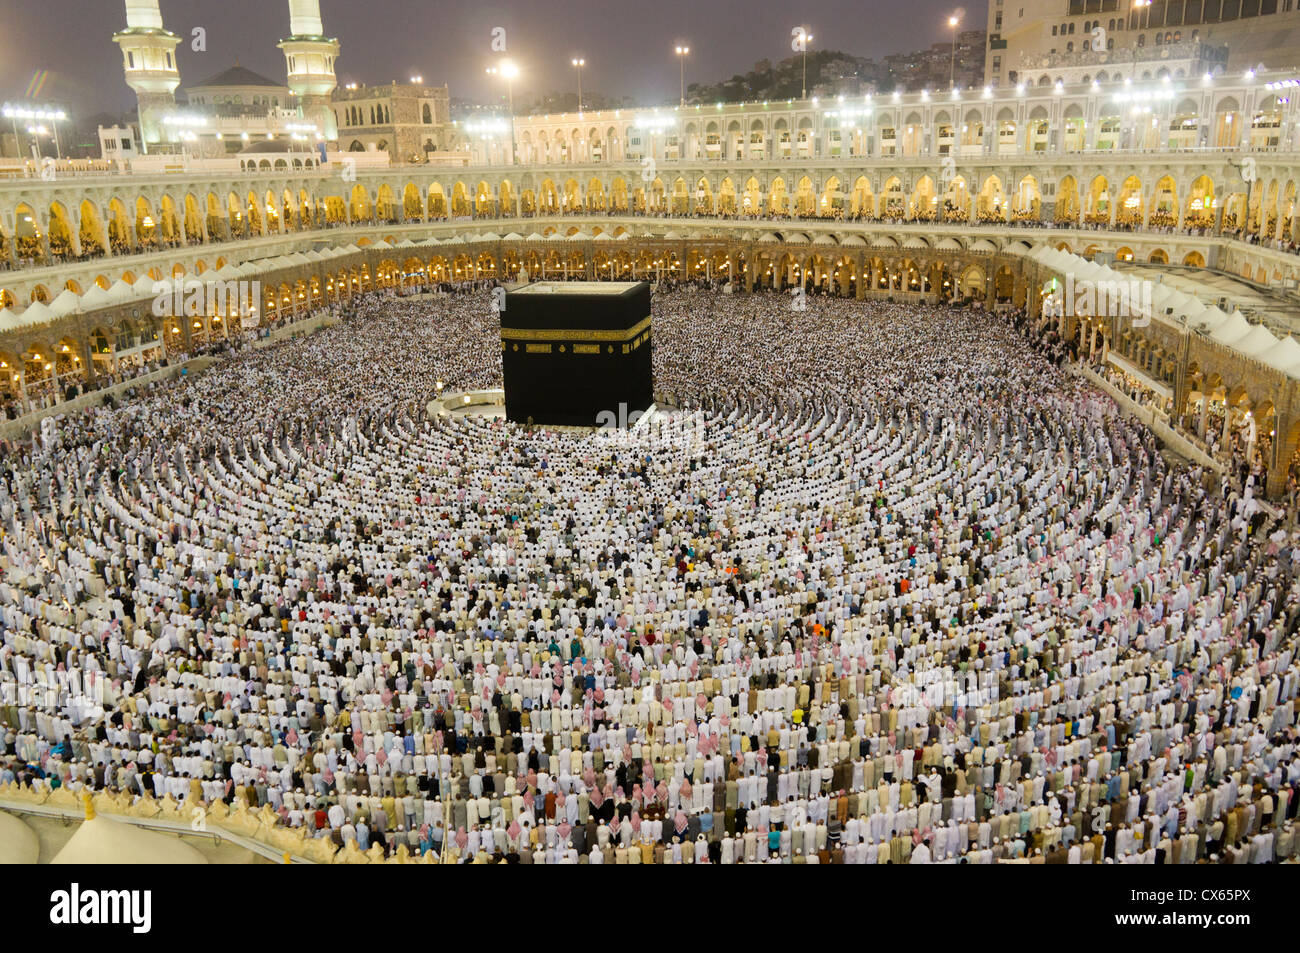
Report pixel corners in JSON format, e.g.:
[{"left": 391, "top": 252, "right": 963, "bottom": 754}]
[
  {"left": 675, "top": 46, "right": 690, "bottom": 107},
  {"left": 4, "top": 104, "right": 66, "bottom": 160},
  {"left": 572, "top": 58, "right": 586, "bottom": 112},
  {"left": 800, "top": 30, "right": 814, "bottom": 99},
  {"left": 486, "top": 60, "right": 520, "bottom": 165},
  {"left": 26, "top": 125, "right": 49, "bottom": 161},
  {"left": 1131, "top": 1, "right": 1151, "bottom": 79},
  {"left": 948, "top": 14, "right": 961, "bottom": 90},
  {"left": 6, "top": 115, "right": 21, "bottom": 160}
]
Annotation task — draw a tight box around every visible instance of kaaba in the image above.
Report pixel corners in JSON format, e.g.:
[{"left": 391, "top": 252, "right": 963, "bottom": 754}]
[{"left": 500, "top": 281, "right": 652, "bottom": 426}]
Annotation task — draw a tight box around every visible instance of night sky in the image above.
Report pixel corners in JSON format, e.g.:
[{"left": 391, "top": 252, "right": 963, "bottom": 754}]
[{"left": 2, "top": 0, "right": 966, "bottom": 117}]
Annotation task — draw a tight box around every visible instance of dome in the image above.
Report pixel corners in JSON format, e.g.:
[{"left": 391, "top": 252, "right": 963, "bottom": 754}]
[
  {"left": 1265, "top": 335, "right": 1300, "bottom": 374},
  {"left": 1190, "top": 310, "right": 1225, "bottom": 334},
  {"left": 79, "top": 285, "right": 114, "bottom": 310},
  {"left": 51, "top": 816, "right": 207, "bottom": 865},
  {"left": 48, "top": 289, "right": 83, "bottom": 317},
  {"left": 1210, "top": 310, "right": 1251, "bottom": 345},
  {"left": 0, "top": 812, "right": 39, "bottom": 864},
  {"left": 20, "top": 300, "right": 56, "bottom": 326},
  {"left": 191, "top": 64, "right": 284, "bottom": 90},
  {"left": 1234, "top": 324, "right": 1279, "bottom": 360},
  {"left": 108, "top": 279, "right": 139, "bottom": 302}
]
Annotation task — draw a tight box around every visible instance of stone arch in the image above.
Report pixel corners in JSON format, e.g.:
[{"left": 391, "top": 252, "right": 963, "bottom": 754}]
[
  {"left": 1185, "top": 174, "right": 1215, "bottom": 229},
  {"left": 450, "top": 181, "right": 471, "bottom": 217},
  {"left": 881, "top": 176, "right": 905, "bottom": 219},
  {"left": 610, "top": 177, "right": 630, "bottom": 212},
  {"left": 1012, "top": 175, "right": 1041, "bottom": 220},
  {"left": 1085, "top": 175, "right": 1111, "bottom": 224},
  {"left": 13, "top": 203, "right": 45, "bottom": 264},
  {"left": 538, "top": 178, "right": 560, "bottom": 213},
  {"left": 47, "top": 201, "right": 75, "bottom": 260},
  {"left": 375, "top": 184, "right": 398, "bottom": 223},
  {"left": 1055, "top": 175, "right": 1080, "bottom": 225},
  {"left": 910, "top": 175, "right": 938, "bottom": 221},
  {"left": 977, "top": 175, "right": 1007, "bottom": 222},
  {"left": 717, "top": 177, "right": 737, "bottom": 215},
  {"left": 768, "top": 176, "right": 789, "bottom": 216},
  {"left": 402, "top": 182, "right": 424, "bottom": 221},
  {"left": 1279, "top": 180, "right": 1296, "bottom": 240},
  {"left": 1149, "top": 174, "right": 1177, "bottom": 227},
  {"left": 427, "top": 183, "right": 448, "bottom": 219},
  {"left": 1116, "top": 174, "right": 1144, "bottom": 226},
  {"left": 693, "top": 177, "right": 713, "bottom": 214},
  {"left": 586, "top": 177, "right": 608, "bottom": 212},
  {"left": 850, "top": 176, "right": 874, "bottom": 218},
  {"left": 107, "top": 197, "right": 133, "bottom": 252},
  {"left": 562, "top": 178, "right": 582, "bottom": 211},
  {"left": 941, "top": 175, "right": 971, "bottom": 222},
  {"left": 474, "top": 180, "right": 496, "bottom": 216},
  {"left": 134, "top": 195, "right": 160, "bottom": 248}
]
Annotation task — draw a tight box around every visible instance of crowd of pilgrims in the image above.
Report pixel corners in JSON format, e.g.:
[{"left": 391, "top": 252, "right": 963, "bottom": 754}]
[{"left": 0, "top": 282, "right": 1298, "bottom": 865}]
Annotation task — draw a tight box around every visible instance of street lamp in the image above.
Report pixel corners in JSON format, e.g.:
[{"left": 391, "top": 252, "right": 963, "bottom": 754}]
[
  {"left": 1130, "top": 1, "right": 1151, "bottom": 78},
  {"left": 800, "top": 30, "right": 814, "bottom": 99},
  {"left": 571, "top": 58, "right": 586, "bottom": 112},
  {"left": 5, "top": 114, "right": 21, "bottom": 160},
  {"left": 4, "top": 104, "right": 66, "bottom": 160},
  {"left": 486, "top": 59, "right": 520, "bottom": 164},
  {"left": 948, "top": 14, "right": 962, "bottom": 90},
  {"left": 485, "top": 61, "right": 518, "bottom": 112},
  {"left": 675, "top": 46, "right": 690, "bottom": 107},
  {"left": 26, "top": 125, "right": 49, "bottom": 161}
]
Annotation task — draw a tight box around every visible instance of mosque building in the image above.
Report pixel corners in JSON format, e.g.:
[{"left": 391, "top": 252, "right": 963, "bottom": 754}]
[{"left": 110, "top": 0, "right": 339, "bottom": 156}]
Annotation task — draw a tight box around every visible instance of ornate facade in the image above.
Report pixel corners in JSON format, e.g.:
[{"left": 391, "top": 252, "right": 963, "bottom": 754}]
[{"left": 472, "top": 74, "right": 1299, "bottom": 164}]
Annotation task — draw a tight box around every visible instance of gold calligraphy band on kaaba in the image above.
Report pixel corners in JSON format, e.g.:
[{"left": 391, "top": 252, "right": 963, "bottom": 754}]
[{"left": 499, "top": 315, "right": 652, "bottom": 343}]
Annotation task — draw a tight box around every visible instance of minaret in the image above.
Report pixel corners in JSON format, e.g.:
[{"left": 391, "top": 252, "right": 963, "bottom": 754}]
[
  {"left": 112, "top": 0, "right": 181, "bottom": 152},
  {"left": 278, "top": 0, "right": 340, "bottom": 142}
]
